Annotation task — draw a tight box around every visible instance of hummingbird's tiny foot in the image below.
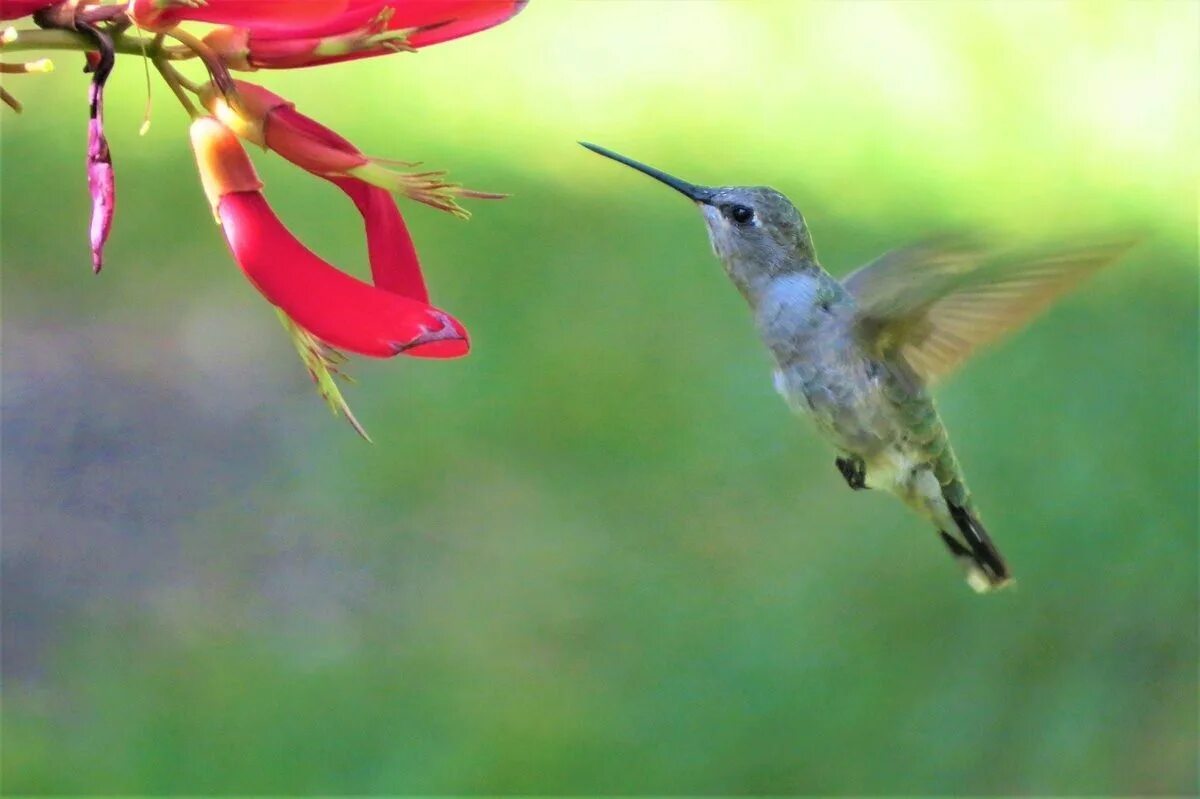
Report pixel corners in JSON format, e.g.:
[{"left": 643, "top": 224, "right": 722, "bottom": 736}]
[{"left": 835, "top": 456, "right": 868, "bottom": 490}]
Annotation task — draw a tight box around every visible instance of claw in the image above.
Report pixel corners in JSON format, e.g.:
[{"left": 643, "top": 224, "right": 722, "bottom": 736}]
[{"left": 836, "top": 456, "right": 868, "bottom": 490}]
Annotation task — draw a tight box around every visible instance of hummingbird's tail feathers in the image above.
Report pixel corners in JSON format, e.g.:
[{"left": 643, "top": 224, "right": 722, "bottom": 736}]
[
  {"left": 937, "top": 531, "right": 1007, "bottom": 593},
  {"left": 941, "top": 502, "right": 1012, "bottom": 593}
]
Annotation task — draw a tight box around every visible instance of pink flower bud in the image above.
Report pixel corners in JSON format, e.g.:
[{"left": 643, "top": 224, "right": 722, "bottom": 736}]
[
  {"left": 87, "top": 116, "right": 114, "bottom": 273},
  {"left": 84, "top": 46, "right": 115, "bottom": 274}
]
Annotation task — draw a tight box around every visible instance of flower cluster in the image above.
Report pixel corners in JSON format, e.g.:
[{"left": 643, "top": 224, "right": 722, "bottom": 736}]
[{"left": 1, "top": 0, "right": 526, "bottom": 437}]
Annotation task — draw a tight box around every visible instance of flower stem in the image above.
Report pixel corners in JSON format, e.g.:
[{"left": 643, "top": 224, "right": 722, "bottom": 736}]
[
  {"left": 164, "top": 26, "right": 236, "bottom": 99},
  {"left": 5, "top": 25, "right": 206, "bottom": 118},
  {"left": 1, "top": 27, "right": 179, "bottom": 59},
  {"left": 0, "top": 58, "right": 53, "bottom": 72},
  {"left": 154, "top": 57, "right": 200, "bottom": 119},
  {"left": 0, "top": 85, "right": 22, "bottom": 112}
]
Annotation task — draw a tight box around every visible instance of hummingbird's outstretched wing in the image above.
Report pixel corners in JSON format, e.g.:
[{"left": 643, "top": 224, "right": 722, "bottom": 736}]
[{"left": 843, "top": 239, "right": 1134, "bottom": 384}]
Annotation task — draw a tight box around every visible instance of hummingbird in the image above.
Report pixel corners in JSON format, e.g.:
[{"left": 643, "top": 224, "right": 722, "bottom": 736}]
[{"left": 582, "top": 141, "right": 1131, "bottom": 593}]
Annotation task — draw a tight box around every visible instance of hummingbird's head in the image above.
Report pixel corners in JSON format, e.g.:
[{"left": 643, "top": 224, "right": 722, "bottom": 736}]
[
  {"left": 696, "top": 185, "right": 814, "bottom": 263},
  {"left": 581, "top": 143, "right": 817, "bottom": 298}
]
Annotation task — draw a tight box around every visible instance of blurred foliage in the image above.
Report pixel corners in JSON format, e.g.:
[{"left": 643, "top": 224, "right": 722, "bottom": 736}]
[{"left": 1, "top": 0, "right": 1197, "bottom": 794}]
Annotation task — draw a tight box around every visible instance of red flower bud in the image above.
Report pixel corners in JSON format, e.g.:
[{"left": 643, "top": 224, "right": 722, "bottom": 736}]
[
  {"left": 202, "top": 79, "right": 494, "bottom": 218},
  {"left": 189, "top": 117, "right": 467, "bottom": 359},
  {"left": 202, "top": 80, "right": 366, "bottom": 173}
]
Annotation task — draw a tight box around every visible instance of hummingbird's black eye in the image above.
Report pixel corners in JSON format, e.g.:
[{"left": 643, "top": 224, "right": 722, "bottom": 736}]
[{"left": 727, "top": 204, "right": 755, "bottom": 225}]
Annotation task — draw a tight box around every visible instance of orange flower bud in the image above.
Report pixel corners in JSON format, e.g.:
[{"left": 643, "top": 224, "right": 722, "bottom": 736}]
[{"left": 189, "top": 116, "right": 263, "bottom": 214}]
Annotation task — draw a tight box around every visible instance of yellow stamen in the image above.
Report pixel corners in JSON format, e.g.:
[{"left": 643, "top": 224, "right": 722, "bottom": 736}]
[
  {"left": 349, "top": 161, "right": 506, "bottom": 221},
  {"left": 1, "top": 59, "right": 53, "bottom": 74}
]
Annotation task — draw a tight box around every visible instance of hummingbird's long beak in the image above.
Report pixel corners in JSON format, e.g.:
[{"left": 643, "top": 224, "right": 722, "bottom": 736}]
[{"left": 580, "top": 142, "right": 715, "bottom": 204}]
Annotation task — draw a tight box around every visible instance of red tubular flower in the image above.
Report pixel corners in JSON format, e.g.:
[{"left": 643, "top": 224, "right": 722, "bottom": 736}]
[
  {"left": 127, "top": 0, "right": 348, "bottom": 33},
  {"left": 203, "top": 0, "right": 526, "bottom": 69},
  {"left": 200, "top": 79, "right": 495, "bottom": 222},
  {"left": 329, "top": 175, "right": 428, "bottom": 303},
  {"left": 275, "top": 0, "right": 527, "bottom": 47},
  {"left": 189, "top": 116, "right": 467, "bottom": 359},
  {"left": 0, "top": 0, "right": 59, "bottom": 20}
]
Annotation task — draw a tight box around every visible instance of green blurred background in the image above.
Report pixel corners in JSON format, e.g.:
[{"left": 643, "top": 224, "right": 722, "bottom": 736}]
[{"left": 2, "top": 0, "right": 1197, "bottom": 793}]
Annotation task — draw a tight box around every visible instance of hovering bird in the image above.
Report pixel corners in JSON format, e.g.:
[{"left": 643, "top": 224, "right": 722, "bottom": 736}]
[{"left": 582, "top": 141, "right": 1131, "bottom": 592}]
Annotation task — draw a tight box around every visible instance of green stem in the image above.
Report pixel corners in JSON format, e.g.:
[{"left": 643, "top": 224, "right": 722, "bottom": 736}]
[
  {"left": 157, "top": 52, "right": 200, "bottom": 94},
  {"left": 154, "top": 58, "right": 200, "bottom": 118},
  {"left": 164, "top": 26, "right": 235, "bottom": 97},
  {"left": 1, "top": 27, "right": 191, "bottom": 60},
  {"left": 3, "top": 26, "right": 204, "bottom": 120},
  {"left": 0, "top": 85, "right": 22, "bottom": 113}
]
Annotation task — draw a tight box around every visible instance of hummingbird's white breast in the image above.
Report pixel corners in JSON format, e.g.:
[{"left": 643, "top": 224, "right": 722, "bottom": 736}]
[{"left": 756, "top": 273, "right": 897, "bottom": 457}]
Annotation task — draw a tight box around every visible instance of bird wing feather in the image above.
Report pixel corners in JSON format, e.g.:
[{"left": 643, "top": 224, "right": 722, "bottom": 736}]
[{"left": 843, "top": 238, "right": 1134, "bottom": 385}]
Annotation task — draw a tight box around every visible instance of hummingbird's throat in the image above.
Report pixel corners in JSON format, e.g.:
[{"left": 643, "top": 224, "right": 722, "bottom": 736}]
[{"left": 700, "top": 205, "right": 728, "bottom": 258}]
